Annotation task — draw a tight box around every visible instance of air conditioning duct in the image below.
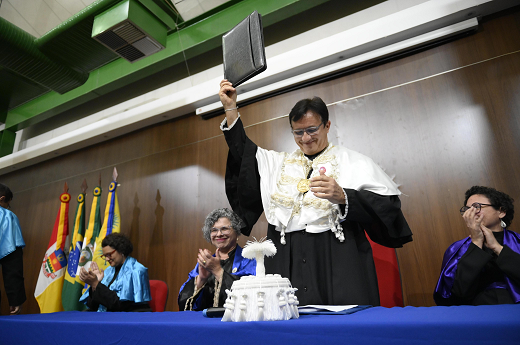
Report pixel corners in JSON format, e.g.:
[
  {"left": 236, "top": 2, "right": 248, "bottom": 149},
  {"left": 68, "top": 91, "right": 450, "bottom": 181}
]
[{"left": 92, "top": 0, "right": 167, "bottom": 63}]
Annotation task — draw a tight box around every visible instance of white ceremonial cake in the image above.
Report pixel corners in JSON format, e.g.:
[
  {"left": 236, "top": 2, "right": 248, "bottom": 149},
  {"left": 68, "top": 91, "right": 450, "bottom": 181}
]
[{"left": 221, "top": 239, "right": 299, "bottom": 322}]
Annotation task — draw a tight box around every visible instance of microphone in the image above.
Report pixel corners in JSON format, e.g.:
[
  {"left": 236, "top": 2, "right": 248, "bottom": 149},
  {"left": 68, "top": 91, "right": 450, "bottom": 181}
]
[{"left": 203, "top": 307, "right": 226, "bottom": 318}]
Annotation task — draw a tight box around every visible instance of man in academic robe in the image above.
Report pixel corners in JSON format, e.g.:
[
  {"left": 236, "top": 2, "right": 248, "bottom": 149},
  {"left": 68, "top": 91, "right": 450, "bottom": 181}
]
[
  {"left": 218, "top": 80, "right": 412, "bottom": 306},
  {"left": 0, "top": 183, "right": 26, "bottom": 315}
]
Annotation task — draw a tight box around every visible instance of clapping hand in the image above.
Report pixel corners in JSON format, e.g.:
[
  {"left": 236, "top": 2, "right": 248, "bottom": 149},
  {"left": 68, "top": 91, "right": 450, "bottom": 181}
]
[
  {"left": 90, "top": 261, "right": 104, "bottom": 281},
  {"left": 79, "top": 262, "right": 104, "bottom": 290},
  {"left": 463, "top": 206, "right": 485, "bottom": 248},
  {"left": 196, "top": 248, "right": 224, "bottom": 289},
  {"left": 480, "top": 224, "right": 503, "bottom": 255}
]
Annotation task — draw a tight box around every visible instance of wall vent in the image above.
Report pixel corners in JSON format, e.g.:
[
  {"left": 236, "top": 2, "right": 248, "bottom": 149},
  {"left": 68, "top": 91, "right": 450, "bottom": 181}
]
[{"left": 92, "top": 0, "right": 166, "bottom": 63}]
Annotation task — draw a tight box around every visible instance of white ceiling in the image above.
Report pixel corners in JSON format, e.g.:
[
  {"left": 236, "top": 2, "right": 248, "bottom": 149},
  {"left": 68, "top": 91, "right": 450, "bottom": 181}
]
[
  {"left": 173, "top": 0, "right": 229, "bottom": 21},
  {"left": 0, "top": 0, "right": 231, "bottom": 38},
  {"left": 0, "top": 0, "right": 97, "bottom": 37}
]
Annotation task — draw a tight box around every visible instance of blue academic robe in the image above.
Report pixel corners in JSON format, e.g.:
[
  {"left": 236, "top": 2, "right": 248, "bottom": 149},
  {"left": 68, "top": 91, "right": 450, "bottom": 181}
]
[
  {"left": 80, "top": 256, "right": 151, "bottom": 312},
  {"left": 178, "top": 245, "right": 256, "bottom": 311},
  {"left": 0, "top": 207, "right": 25, "bottom": 259},
  {"left": 0, "top": 207, "right": 26, "bottom": 307}
]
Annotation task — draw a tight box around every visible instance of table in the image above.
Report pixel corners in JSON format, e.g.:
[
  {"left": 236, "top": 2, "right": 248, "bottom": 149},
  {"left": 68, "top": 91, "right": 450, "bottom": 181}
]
[{"left": 0, "top": 305, "right": 518, "bottom": 345}]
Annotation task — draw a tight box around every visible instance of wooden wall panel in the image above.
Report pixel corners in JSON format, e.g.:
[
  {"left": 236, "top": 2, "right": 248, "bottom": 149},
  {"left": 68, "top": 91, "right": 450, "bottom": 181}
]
[{"left": 1, "top": 7, "right": 519, "bottom": 314}]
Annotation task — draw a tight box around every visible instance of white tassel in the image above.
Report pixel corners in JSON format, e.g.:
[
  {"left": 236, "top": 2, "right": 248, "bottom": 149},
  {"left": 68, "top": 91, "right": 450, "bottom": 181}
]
[
  {"left": 277, "top": 290, "right": 289, "bottom": 320},
  {"left": 330, "top": 209, "right": 345, "bottom": 242},
  {"left": 293, "top": 294, "right": 300, "bottom": 318},
  {"left": 280, "top": 225, "right": 286, "bottom": 245},
  {"left": 222, "top": 290, "right": 235, "bottom": 322},
  {"left": 286, "top": 290, "right": 297, "bottom": 319},
  {"left": 239, "top": 294, "right": 248, "bottom": 322},
  {"left": 335, "top": 220, "right": 345, "bottom": 242},
  {"left": 257, "top": 291, "right": 265, "bottom": 321}
]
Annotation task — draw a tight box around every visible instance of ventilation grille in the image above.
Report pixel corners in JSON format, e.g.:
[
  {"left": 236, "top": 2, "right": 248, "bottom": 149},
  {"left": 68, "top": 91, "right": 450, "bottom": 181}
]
[
  {"left": 132, "top": 37, "right": 161, "bottom": 55},
  {"left": 93, "top": 20, "right": 164, "bottom": 63},
  {"left": 117, "top": 45, "right": 145, "bottom": 62},
  {"left": 113, "top": 22, "right": 144, "bottom": 43},
  {"left": 96, "top": 30, "right": 128, "bottom": 50}
]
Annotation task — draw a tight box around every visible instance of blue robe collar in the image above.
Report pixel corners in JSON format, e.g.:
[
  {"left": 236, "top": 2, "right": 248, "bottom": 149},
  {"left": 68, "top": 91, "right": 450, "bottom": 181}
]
[{"left": 231, "top": 245, "right": 247, "bottom": 274}]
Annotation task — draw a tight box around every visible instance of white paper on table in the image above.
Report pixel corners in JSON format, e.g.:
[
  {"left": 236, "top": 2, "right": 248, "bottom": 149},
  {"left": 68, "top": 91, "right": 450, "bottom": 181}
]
[{"left": 297, "top": 305, "right": 358, "bottom": 313}]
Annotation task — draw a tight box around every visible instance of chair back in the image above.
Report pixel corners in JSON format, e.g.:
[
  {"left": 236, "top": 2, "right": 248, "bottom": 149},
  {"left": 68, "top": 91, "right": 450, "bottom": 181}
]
[
  {"left": 366, "top": 234, "right": 404, "bottom": 307},
  {"left": 149, "top": 280, "right": 169, "bottom": 312}
]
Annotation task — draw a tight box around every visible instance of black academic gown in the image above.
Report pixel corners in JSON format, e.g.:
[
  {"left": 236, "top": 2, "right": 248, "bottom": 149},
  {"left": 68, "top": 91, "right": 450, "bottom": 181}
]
[
  {"left": 448, "top": 232, "right": 520, "bottom": 305},
  {"left": 223, "top": 117, "right": 412, "bottom": 306},
  {"left": 0, "top": 247, "right": 26, "bottom": 309},
  {"left": 178, "top": 248, "right": 238, "bottom": 311}
]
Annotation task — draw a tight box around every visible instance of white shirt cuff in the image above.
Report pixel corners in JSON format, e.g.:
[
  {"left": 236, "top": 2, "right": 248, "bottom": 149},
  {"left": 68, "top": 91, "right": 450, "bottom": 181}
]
[
  {"left": 339, "top": 189, "right": 348, "bottom": 219},
  {"left": 220, "top": 113, "right": 241, "bottom": 131}
]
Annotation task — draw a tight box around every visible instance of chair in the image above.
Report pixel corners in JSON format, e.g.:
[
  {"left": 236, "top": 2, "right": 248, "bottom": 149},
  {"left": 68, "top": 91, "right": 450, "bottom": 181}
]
[
  {"left": 149, "top": 280, "right": 169, "bottom": 312},
  {"left": 366, "top": 234, "right": 404, "bottom": 307}
]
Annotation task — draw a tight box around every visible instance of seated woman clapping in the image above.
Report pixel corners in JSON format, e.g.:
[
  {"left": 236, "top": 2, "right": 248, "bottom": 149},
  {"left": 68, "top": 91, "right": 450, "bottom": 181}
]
[
  {"left": 79, "top": 233, "right": 151, "bottom": 312},
  {"left": 178, "top": 208, "right": 256, "bottom": 311},
  {"left": 434, "top": 186, "right": 520, "bottom": 305}
]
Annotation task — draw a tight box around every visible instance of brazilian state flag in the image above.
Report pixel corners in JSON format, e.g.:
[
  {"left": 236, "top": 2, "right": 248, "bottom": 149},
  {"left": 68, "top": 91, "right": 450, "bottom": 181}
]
[
  {"left": 46, "top": 249, "right": 67, "bottom": 272},
  {"left": 93, "top": 180, "right": 121, "bottom": 272},
  {"left": 34, "top": 191, "right": 70, "bottom": 313},
  {"left": 62, "top": 193, "right": 87, "bottom": 311}
]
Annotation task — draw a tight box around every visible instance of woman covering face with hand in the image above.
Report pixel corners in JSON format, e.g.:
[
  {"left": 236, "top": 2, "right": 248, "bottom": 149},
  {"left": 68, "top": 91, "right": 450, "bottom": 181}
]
[
  {"left": 178, "top": 208, "right": 256, "bottom": 311},
  {"left": 435, "top": 186, "right": 520, "bottom": 305},
  {"left": 79, "top": 233, "right": 151, "bottom": 312}
]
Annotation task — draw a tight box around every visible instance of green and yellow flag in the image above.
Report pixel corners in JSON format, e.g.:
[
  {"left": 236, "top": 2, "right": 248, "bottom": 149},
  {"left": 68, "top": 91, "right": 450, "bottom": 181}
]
[
  {"left": 62, "top": 182, "right": 87, "bottom": 311},
  {"left": 77, "top": 184, "right": 102, "bottom": 277},
  {"left": 35, "top": 185, "right": 70, "bottom": 313},
  {"left": 93, "top": 174, "right": 121, "bottom": 271}
]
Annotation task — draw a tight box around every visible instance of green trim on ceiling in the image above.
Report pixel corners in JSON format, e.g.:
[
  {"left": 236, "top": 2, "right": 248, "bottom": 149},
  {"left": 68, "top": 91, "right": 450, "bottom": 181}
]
[
  {"left": 0, "top": 129, "right": 16, "bottom": 158},
  {"left": 5, "top": 0, "right": 331, "bottom": 131},
  {"left": 139, "top": 0, "right": 181, "bottom": 30}
]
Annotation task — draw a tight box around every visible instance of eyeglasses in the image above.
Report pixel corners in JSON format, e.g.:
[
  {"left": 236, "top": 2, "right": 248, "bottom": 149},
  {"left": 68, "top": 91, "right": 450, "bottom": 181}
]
[
  {"left": 210, "top": 226, "right": 233, "bottom": 235},
  {"left": 0, "top": 197, "right": 10, "bottom": 209},
  {"left": 101, "top": 249, "right": 117, "bottom": 260},
  {"left": 291, "top": 123, "right": 324, "bottom": 137},
  {"left": 459, "top": 202, "right": 495, "bottom": 215}
]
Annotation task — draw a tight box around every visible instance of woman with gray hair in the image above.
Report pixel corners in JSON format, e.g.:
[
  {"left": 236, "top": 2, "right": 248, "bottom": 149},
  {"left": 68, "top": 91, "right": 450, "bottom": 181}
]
[{"left": 178, "top": 208, "right": 256, "bottom": 311}]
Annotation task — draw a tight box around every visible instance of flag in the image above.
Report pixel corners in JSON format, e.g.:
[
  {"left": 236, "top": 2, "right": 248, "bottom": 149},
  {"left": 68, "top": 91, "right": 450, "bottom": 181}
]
[
  {"left": 77, "top": 185, "right": 102, "bottom": 277},
  {"left": 62, "top": 192, "right": 87, "bottom": 311},
  {"left": 93, "top": 180, "right": 121, "bottom": 271},
  {"left": 34, "top": 191, "right": 70, "bottom": 313}
]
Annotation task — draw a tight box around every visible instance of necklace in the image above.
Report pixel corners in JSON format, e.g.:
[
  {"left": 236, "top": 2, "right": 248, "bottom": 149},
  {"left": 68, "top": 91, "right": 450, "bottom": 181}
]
[{"left": 296, "top": 144, "right": 333, "bottom": 193}]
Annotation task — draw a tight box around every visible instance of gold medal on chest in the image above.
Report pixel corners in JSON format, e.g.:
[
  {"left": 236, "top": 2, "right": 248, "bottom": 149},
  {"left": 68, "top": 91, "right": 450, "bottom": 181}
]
[{"left": 297, "top": 179, "right": 310, "bottom": 193}]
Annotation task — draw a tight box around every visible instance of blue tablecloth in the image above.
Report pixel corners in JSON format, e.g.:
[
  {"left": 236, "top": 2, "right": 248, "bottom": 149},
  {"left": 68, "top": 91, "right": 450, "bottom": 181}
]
[{"left": 1, "top": 305, "right": 519, "bottom": 345}]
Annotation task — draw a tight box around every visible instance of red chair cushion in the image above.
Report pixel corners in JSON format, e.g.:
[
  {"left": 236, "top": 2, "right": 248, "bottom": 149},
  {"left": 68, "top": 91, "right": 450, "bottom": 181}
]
[
  {"left": 149, "top": 280, "right": 168, "bottom": 312},
  {"left": 366, "top": 235, "right": 404, "bottom": 307}
]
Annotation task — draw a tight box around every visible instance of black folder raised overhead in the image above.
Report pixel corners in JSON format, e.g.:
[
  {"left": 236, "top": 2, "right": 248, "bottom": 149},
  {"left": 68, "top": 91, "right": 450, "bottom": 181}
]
[{"left": 222, "top": 11, "right": 267, "bottom": 87}]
